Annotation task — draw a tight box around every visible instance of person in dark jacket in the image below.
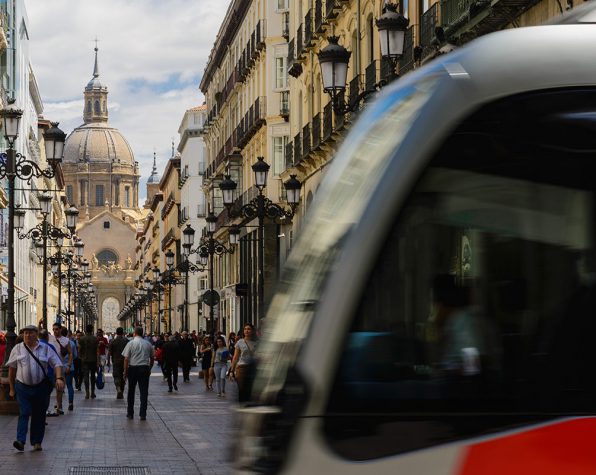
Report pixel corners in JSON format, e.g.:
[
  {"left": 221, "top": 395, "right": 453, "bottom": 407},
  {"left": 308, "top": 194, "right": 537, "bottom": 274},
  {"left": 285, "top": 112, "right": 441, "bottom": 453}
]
[
  {"left": 108, "top": 327, "right": 129, "bottom": 399},
  {"left": 78, "top": 324, "right": 99, "bottom": 399},
  {"left": 178, "top": 331, "right": 195, "bottom": 382},
  {"left": 162, "top": 333, "right": 180, "bottom": 392}
]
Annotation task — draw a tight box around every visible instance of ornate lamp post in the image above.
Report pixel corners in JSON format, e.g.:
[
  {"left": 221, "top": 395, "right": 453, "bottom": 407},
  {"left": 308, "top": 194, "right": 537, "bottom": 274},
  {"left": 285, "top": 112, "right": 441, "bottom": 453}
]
[
  {"left": 152, "top": 266, "right": 162, "bottom": 335},
  {"left": 318, "top": 5, "right": 408, "bottom": 114},
  {"left": 0, "top": 106, "right": 65, "bottom": 369},
  {"left": 16, "top": 195, "right": 78, "bottom": 329},
  {"left": 219, "top": 157, "right": 301, "bottom": 322}
]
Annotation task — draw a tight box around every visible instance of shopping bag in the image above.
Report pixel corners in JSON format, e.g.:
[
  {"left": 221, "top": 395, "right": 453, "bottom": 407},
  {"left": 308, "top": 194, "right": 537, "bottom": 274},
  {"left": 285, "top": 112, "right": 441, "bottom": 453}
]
[{"left": 96, "top": 366, "right": 105, "bottom": 390}]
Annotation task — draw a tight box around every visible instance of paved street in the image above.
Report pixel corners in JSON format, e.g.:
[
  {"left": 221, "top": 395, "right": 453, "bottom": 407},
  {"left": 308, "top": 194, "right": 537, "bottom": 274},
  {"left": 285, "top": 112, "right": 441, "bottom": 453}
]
[{"left": 0, "top": 366, "right": 236, "bottom": 475}]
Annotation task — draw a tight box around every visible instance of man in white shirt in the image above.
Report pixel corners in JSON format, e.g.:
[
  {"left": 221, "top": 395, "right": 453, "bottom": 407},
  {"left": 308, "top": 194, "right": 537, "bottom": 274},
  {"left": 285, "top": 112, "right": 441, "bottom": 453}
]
[
  {"left": 122, "top": 326, "right": 155, "bottom": 420},
  {"left": 7, "top": 325, "right": 65, "bottom": 451}
]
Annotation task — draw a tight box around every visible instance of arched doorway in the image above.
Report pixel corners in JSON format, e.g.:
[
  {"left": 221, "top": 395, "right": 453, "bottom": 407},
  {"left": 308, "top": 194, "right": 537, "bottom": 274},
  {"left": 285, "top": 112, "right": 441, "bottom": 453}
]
[{"left": 101, "top": 297, "right": 120, "bottom": 332}]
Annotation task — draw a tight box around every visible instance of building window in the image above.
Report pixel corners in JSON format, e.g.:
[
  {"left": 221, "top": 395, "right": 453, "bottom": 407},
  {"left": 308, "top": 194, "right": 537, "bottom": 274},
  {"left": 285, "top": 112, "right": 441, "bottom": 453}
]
[
  {"left": 94, "top": 100, "right": 100, "bottom": 115},
  {"left": 276, "top": 0, "right": 289, "bottom": 10},
  {"left": 66, "top": 185, "right": 73, "bottom": 204},
  {"left": 103, "top": 221, "right": 110, "bottom": 229},
  {"left": 86, "top": 101, "right": 91, "bottom": 113},
  {"left": 97, "top": 249, "right": 118, "bottom": 266},
  {"left": 125, "top": 186, "right": 130, "bottom": 207},
  {"left": 272, "top": 136, "right": 288, "bottom": 175},
  {"left": 275, "top": 57, "right": 287, "bottom": 89},
  {"left": 95, "top": 184, "right": 104, "bottom": 206},
  {"left": 79, "top": 180, "right": 86, "bottom": 206},
  {"left": 114, "top": 182, "right": 120, "bottom": 206}
]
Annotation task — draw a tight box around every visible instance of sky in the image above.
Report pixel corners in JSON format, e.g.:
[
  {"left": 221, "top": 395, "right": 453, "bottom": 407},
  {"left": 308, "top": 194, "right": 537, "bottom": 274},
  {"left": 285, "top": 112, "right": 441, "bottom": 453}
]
[{"left": 25, "top": 0, "right": 228, "bottom": 201}]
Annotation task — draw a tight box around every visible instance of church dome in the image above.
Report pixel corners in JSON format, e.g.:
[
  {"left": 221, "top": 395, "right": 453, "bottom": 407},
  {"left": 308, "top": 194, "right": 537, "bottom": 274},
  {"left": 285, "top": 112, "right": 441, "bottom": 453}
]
[{"left": 63, "top": 122, "right": 135, "bottom": 165}]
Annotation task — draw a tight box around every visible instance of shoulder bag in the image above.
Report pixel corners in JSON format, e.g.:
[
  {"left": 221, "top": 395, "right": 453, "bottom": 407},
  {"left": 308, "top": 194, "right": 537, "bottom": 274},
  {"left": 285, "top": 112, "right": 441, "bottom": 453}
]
[{"left": 22, "top": 344, "right": 53, "bottom": 391}]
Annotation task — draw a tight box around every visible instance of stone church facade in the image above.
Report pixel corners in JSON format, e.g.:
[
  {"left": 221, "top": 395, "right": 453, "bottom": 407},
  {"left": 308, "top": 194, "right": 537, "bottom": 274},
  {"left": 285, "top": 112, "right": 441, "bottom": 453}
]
[{"left": 62, "top": 47, "right": 145, "bottom": 332}]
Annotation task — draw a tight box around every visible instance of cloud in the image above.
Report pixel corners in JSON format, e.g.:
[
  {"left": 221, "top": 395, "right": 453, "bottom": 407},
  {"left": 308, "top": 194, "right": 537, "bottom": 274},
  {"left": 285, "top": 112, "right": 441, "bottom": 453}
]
[{"left": 25, "top": 0, "right": 228, "bottom": 201}]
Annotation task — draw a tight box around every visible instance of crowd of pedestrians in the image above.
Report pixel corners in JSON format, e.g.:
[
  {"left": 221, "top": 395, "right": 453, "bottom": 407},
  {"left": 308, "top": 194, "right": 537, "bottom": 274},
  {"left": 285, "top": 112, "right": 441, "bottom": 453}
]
[{"left": 5, "top": 321, "right": 258, "bottom": 452}]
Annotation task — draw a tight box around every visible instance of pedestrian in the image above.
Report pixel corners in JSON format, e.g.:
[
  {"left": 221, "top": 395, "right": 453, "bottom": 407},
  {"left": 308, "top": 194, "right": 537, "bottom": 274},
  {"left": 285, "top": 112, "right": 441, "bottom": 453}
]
[
  {"left": 162, "top": 333, "right": 180, "bottom": 392},
  {"left": 7, "top": 325, "right": 65, "bottom": 451},
  {"left": 107, "top": 327, "right": 129, "bottom": 399},
  {"left": 212, "top": 336, "right": 230, "bottom": 397},
  {"left": 48, "top": 323, "right": 72, "bottom": 416},
  {"left": 38, "top": 330, "right": 57, "bottom": 415},
  {"left": 73, "top": 330, "right": 83, "bottom": 390},
  {"left": 122, "top": 326, "right": 155, "bottom": 420},
  {"left": 228, "top": 332, "right": 236, "bottom": 359},
  {"left": 79, "top": 324, "right": 99, "bottom": 399},
  {"left": 199, "top": 336, "right": 213, "bottom": 391},
  {"left": 230, "top": 323, "right": 257, "bottom": 403},
  {"left": 63, "top": 328, "right": 77, "bottom": 411},
  {"left": 179, "top": 331, "right": 195, "bottom": 382},
  {"left": 97, "top": 328, "right": 109, "bottom": 371}
]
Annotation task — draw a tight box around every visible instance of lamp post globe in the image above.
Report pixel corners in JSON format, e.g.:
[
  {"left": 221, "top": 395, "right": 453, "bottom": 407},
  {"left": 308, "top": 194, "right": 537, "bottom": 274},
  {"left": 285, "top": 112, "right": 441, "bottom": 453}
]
[
  {"left": 43, "top": 122, "right": 66, "bottom": 168},
  {"left": 166, "top": 249, "right": 175, "bottom": 269},
  {"left": 376, "top": 4, "right": 409, "bottom": 61},
  {"left": 252, "top": 156, "right": 270, "bottom": 189},
  {"left": 183, "top": 224, "right": 195, "bottom": 248},
  {"left": 318, "top": 36, "right": 351, "bottom": 94},
  {"left": 38, "top": 193, "right": 53, "bottom": 215},
  {"left": 65, "top": 206, "right": 79, "bottom": 231},
  {"left": 0, "top": 103, "right": 23, "bottom": 142},
  {"left": 14, "top": 207, "right": 26, "bottom": 230},
  {"left": 219, "top": 174, "right": 238, "bottom": 206},
  {"left": 284, "top": 174, "right": 302, "bottom": 206},
  {"left": 152, "top": 266, "right": 160, "bottom": 281},
  {"left": 229, "top": 225, "right": 241, "bottom": 246},
  {"left": 75, "top": 240, "right": 85, "bottom": 258},
  {"left": 206, "top": 213, "right": 217, "bottom": 234}
]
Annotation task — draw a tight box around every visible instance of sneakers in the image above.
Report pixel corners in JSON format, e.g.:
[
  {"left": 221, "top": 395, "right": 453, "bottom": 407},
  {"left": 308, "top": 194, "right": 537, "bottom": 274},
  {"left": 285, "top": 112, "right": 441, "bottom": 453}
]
[
  {"left": 55, "top": 406, "right": 64, "bottom": 415},
  {"left": 126, "top": 414, "right": 133, "bottom": 419},
  {"left": 168, "top": 388, "right": 173, "bottom": 393},
  {"left": 173, "top": 384, "right": 178, "bottom": 391},
  {"left": 68, "top": 403, "right": 74, "bottom": 411},
  {"left": 91, "top": 393, "right": 96, "bottom": 399},
  {"left": 217, "top": 392, "right": 222, "bottom": 397},
  {"left": 33, "top": 443, "right": 42, "bottom": 451},
  {"left": 85, "top": 392, "right": 90, "bottom": 399},
  {"left": 116, "top": 392, "right": 124, "bottom": 399},
  {"left": 13, "top": 440, "right": 24, "bottom": 451},
  {"left": 46, "top": 410, "right": 59, "bottom": 417},
  {"left": 140, "top": 416, "right": 146, "bottom": 421}
]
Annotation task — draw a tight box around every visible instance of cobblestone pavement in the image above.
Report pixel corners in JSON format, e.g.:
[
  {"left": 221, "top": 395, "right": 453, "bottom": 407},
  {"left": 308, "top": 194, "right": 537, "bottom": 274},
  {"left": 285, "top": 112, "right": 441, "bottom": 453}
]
[{"left": 0, "top": 365, "right": 237, "bottom": 475}]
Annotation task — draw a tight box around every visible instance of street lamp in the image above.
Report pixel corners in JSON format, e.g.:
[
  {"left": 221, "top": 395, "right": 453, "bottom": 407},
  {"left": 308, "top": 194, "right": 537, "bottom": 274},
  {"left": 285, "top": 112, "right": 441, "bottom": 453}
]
[
  {"left": 319, "top": 6, "right": 408, "bottom": 115},
  {"left": 0, "top": 106, "right": 65, "bottom": 370},
  {"left": 165, "top": 249, "right": 176, "bottom": 332},
  {"left": 376, "top": 4, "right": 410, "bottom": 77},
  {"left": 152, "top": 266, "right": 163, "bottom": 335},
  {"left": 219, "top": 157, "right": 301, "bottom": 323},
  {"left": 16, "top": 194, "right": 78, "bottom": 329}
]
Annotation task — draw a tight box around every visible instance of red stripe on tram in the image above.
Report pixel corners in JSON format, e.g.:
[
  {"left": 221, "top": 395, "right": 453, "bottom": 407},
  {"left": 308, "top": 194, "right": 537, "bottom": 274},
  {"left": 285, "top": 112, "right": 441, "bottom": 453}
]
[{"left": 458, "top": 418, "right": 596, "bottom": 475}]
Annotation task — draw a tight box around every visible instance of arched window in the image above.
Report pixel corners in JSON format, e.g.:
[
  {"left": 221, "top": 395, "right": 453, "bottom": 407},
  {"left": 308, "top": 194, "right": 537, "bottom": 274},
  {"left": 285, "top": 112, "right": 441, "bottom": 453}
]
[
  {"left": 94, "top": 100, "right": 100, "bottom": 114},
  {"left": 86, "top": 101, "right": 91, "bottom": 113},
  {"left": 97, "top": 249, "right": 118, "bottom": 266}
]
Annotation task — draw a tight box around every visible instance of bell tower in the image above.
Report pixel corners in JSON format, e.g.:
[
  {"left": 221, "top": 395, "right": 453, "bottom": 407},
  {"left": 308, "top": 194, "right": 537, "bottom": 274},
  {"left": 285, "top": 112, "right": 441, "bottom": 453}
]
[{"left": 83, "top": 44, "right": 109, "bottom": 124}]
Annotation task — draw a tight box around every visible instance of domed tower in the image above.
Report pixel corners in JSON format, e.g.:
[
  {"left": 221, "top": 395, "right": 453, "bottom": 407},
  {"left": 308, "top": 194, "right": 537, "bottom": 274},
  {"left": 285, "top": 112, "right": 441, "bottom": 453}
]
[
  {"left": 62, "top": 46, "right": 141, "bottom": 223},
  {"left": 61, "top": 46, "right": 145, "bottom": 333}
]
